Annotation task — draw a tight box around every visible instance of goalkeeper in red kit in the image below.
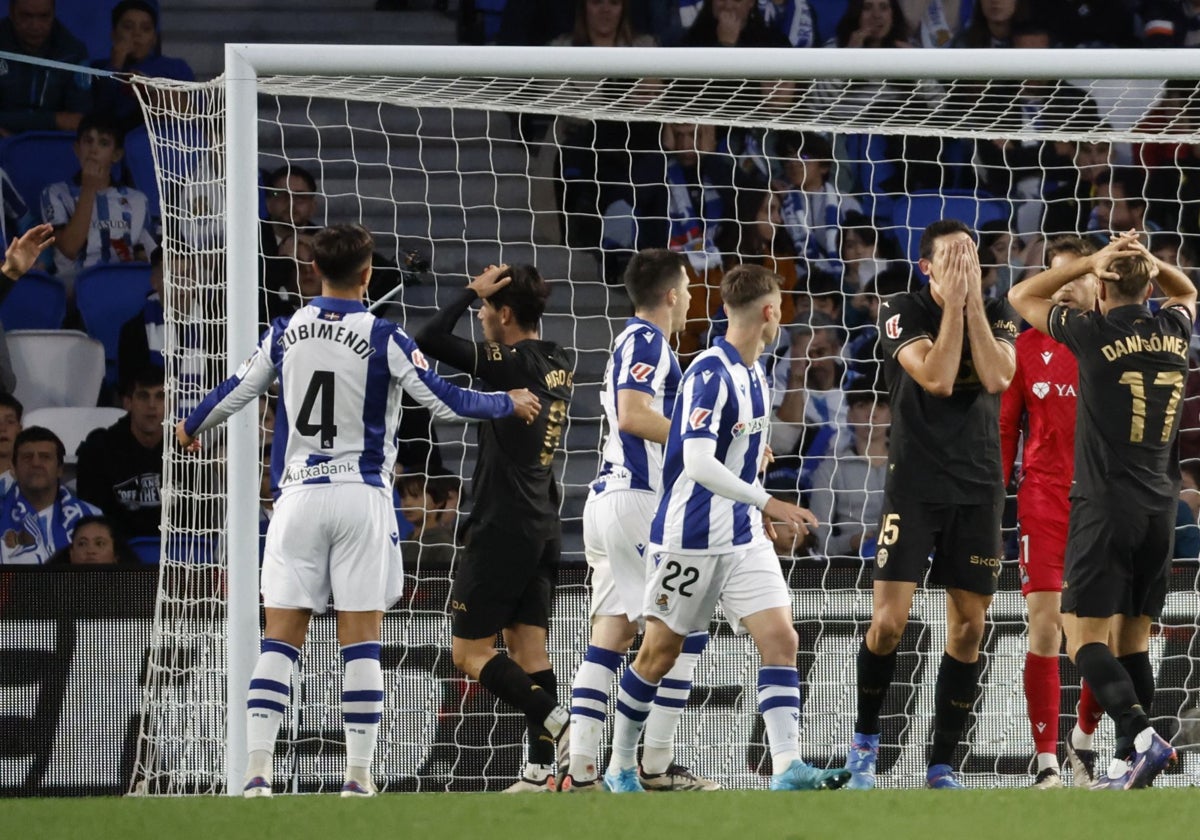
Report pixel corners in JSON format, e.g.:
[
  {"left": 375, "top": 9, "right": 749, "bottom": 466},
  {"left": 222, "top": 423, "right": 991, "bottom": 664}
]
[{"left": 1000, "top": 235, "right": 1104, "bottom": 788}]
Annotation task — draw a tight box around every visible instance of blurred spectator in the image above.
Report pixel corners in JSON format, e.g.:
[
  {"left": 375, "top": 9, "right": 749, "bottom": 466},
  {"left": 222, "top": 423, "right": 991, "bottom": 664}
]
[
  {"left": 1177, "top": 459, "right": 1200, "bottom": 558},
  {"left": 716, "top": 186, "right": 804, "bottom": 323},
  {"left": 1179, "top": 342, "right": 1200, "bottom": 462},
  {"left": 260, "top": 164, "right": 318, "bottom": 324},
  {"left": 807, "top": 390, "right": 890, "bottom": 559},
  {"left": 0, "top": 426, "right": 100, "bottom": 564},
  {"left": 775, "top": 131, "right": 863, "bottom": 279},
  {"left": 0, "top": 0, "right": 90, "bottom": 135},
  {"left": 950, "top": 0, "right": 1030, "bottom": 47},
  {"left": 808, "top": 268, "right": 845, "bottom": 324},
  {"left": 262, "top": 232, "right": 319, "bottom": 322},
  {"left": 1090, "top": 166, "right": 1160, "bottom": 243},
  {"left": 759, "top": 0, "right": 821, "bottom": 46},
  {"left": 0, "top": 392, "right": 21, "bottom": 492},
  {"left": 910, "top": 0, "right": 969, "bottom": 47},
  {"left": 75, "top": 364, "right": 164, "bottom": 540},
  {"left": 977, "top": 219, "right": 1017, "bottom": 299},
  {"left": 0, "top": 166, "right": 33, "bottom": 249},
  {"left": 840, "top": 210, "right": 892, "bottom": 293},
  {"left": 494, "top": 0, "right": 573, "bottom": 44},
  {"left": 397, "top": 470, "right": 460, "bottom": 568},
  {"left": 1040, "top": 138, "right": 1112, "bottom": 238},
  {"left": 844, "top": 266, "right": 911, "bottom": 390},
  {"left": 117, "top": 244, "right": 164, "bottom": 390},
  {"left": 682, "top": 0, "right": 792, "bottom": 46},
  {"left": 1143, "top": 1, "right": 1200, "bottom": 47},
  {"left": 89, "top": 0, "right": 195, "bottom": 134},
  {"left": 831, "top": 0, "right": 912, "bottom": 47},
  {"left": 42, "top": 112, "right": 156, "bottom": 284},
  {"left": 767, "top": 314, "right": 849, "bottom": 492},
  {"left": 1149, "top": 231, "right": 1200, "bottom": 282},
  {"left": 48, "top": 514, "right": 136, "bottom": 564},
  {"left": 1041, "top": 0, "right": 1137, "bottom": 47}
]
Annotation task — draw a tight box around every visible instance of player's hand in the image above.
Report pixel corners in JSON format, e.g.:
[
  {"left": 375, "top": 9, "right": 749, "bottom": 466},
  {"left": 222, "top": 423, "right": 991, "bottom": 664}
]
[
  {"left": 1117, "top": 232, "right": 1161, "bottom": 279},
  {"left": 175, "top": 419, "right": 200, "bottom": 452},
  {"left": 759, "top": 444, "right": 774, "bottom": 476},
  {"left": 940, "top": 241, "right": 969, "bottom": 309},
  {"left": 508, "top": 388, "right": 541, "bottom": 424},
  {"left": 1091, "top": 229, "right": 1141, "bottom": 281},
  {"left": 2, "top": 224, "right": 54, "bottom": 278},
  {"left": 962, "top": 238, "right": 984, "bottom": 301},
  {"left": 763, "top": 496, "right": 818, "bottom": 536},
  {"left": 468, "top": 264, "right": 512, "bottom": 300}
]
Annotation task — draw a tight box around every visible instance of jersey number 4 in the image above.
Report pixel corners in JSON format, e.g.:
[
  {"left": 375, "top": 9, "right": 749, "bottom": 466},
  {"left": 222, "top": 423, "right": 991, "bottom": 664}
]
[{"left": 297, "top": 370, "right": 339, "bottom": 449}]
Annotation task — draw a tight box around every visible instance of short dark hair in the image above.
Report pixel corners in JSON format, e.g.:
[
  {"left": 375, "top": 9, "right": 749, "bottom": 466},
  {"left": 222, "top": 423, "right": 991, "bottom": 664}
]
[
  {"left": 624, "top": 249, "right": 687, "bottom": 310},
  {"left": 0, "top": 392, "right": 24, "bottom": 422},
  {"left": 867, "top": 265, "right": 913, "bottom": 297},
  {"left": 122, "top": 363, "right": 165, "bottom": 397},
  {"left": 1107, "top": 166, "right": 1148, "bottom": 208},
  {"left": 1045, "top": 234, "right": 1097, "bottom": 262},
  {"left": 266, "top": 164, "right": 318, "bottom": 194},
  {"left": 311, "top": 223, "right": 374, "bottom": 289},
  {"left": 14, "top": 426, "right": 65, "bottom": 465},
  {"left": 918, "top": 219, "right": 974, "bottom": 263},
  {"left": 488, "top": 264, "right": 550, "bottom": 331},
  {"left": 846, "top": 389, "right": 888, "bottom": 409},
  {"left": 112, "top": 0, "right": 157, "bottom": 29},
  {"left": 721, "top": 263, "right": 781, "bottom": 309},
  {"left": 77, "top": 112, "right": 125, "bottom": 147},
  {"left": 1182, "top": 459, "right": 1200, "bottom": 485}
]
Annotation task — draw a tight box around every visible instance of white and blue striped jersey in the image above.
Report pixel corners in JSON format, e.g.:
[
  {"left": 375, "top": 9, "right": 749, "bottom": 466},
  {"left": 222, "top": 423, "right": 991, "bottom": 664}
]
[
  {"left": 184, "top": 296, "right": 513, "bottom": 495},
  {"left": 650, "top": 339, "right": 771, "bottom": 553},
  {"left": 592, "top": 317, "right": 681, "bottom": 495},
  {"left": 41, "top": 180, "right": 157, "bottom": 277}
]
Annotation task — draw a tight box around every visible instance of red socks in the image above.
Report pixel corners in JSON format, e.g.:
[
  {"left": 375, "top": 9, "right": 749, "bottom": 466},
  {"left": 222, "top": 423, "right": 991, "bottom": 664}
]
[
  {"left": 1077, "top": 679, "right": 1104, "bottom": 735},
  {"left": 1024, "top": 652, "right": 1060, "bottom": 755}
]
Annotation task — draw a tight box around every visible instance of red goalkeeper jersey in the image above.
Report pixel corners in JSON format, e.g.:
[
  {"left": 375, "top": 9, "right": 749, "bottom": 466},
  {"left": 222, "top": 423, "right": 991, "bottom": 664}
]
[{"left": 1000, "top": 328, "right": 1079, "bottom": 492}]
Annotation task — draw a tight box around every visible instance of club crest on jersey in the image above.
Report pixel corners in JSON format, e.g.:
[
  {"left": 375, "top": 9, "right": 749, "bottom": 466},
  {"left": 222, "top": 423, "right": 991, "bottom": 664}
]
[
  {"left": 655, "top": 593, "right": 669, "bottom": 612},
  {"left": 410, "top": 349, "right": 430, "bottom": 371},
  {"left": 688, "top": 408, "right": 712, "bottom": 430},
  {"left": 1032, "top": 382, "right": 1050, "bottom": 399},
  {"left": 629, "top": 362, "right": 655, "bottom": 383},
  {"left": 885, "top": 314, "right": 902, "bottom": 340},
  {"left": 731, "top": 416, "right": 769, "bottom": 439},
  {"left": 876, "top": 548, "right": 888, "bottom": 568}
]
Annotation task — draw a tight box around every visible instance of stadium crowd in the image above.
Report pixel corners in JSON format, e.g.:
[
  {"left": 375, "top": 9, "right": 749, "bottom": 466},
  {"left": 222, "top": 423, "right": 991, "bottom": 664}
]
[{"left": 0, "top": 0, "right": 1198, "bottom": 580}]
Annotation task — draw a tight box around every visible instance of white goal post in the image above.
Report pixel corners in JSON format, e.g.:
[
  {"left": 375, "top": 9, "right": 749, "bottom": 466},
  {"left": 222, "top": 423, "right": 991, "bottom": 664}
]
[{"left": 129, "top": 44, "right": 1200, "bottom": 796}]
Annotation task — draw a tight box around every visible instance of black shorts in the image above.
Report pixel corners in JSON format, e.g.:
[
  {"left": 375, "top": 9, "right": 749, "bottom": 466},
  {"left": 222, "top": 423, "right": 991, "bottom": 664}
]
[
  {"left": 872, "top": 492, "right": 1004, "bottom": 596},
  {"left": 1062, "top": 498, "right": 1173, "bottom": 619},
  {"left": 450, "top": 524, "right": 560, "bottom": 639}
]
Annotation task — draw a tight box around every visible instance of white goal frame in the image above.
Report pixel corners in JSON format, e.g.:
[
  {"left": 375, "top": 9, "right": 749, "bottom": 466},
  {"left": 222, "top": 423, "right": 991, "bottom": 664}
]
[{"left": 220, "top": 44, "right": 1200, "bottom": 795}]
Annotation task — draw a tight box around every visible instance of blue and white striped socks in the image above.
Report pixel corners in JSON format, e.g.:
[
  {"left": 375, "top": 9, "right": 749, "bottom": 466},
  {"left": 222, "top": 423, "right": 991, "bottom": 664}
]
[
  {"left": 245, "top": 638, "right": 300, "bottom": 779},
  {"left": 608, "top": 665, "right": 660, "bottom": 773},
  {"left": 342, "top": 642, "right": 384, "bottom": 772},
  {"left": 642, "top": 631, "right": 708, "bottom": 775},
  {"left": 758, "top": 665, "right": 801, "bottom": 775},
  {"left": 568, "top": 645, "right": 623, "bottom": 781}
]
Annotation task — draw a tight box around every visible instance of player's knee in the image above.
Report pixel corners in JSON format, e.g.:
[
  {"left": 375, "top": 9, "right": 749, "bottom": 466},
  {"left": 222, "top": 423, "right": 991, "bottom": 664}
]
[
  {"left": 947, "top": 614, "right": 985, "bottom": 651},
  {"left": 451, "top": 640, "right": 488, "bottom": 678},
  {"left": 757, "top": 626, "right": 798, "bottom": 664},
  {"left": 868, "top": 615, "right": 907, "bottom": 653}
]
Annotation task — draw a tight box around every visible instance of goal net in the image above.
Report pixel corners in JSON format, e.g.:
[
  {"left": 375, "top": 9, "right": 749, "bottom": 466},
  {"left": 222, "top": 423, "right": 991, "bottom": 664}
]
[{"left": 131, "top": 46, "right": 1200, "bottom": 794}]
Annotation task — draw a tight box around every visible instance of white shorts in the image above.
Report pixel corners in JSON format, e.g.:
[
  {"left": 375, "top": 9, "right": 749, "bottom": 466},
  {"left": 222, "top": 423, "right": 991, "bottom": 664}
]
[
  {"left": 262, "top": 484, "right": 403, "bottom": 614},
  {"left": 583, "top": 490, "right": 656, "bottom": 624},
  {"left": 642, "top": 541, "right": 791, "bottom": 636}
]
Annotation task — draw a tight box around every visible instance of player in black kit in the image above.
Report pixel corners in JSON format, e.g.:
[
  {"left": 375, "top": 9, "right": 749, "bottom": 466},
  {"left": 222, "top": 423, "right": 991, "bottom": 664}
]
[
  {"left": 416, "top": 263, "right": 575, "bottom": 792},
  {"left": 844, "top": 219, "right": 1018, "bottom": 790},
  {"left": 1009, "top": 230, "right": 1194, "bottom": 789}
]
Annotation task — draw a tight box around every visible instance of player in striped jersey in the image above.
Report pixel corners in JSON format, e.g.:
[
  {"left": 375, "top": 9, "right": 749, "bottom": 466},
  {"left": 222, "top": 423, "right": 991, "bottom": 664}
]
[
  {"left": 563, "top": 249, "right": 717, "bottom": 793},
  {"left": 603, "top": 264, "right": 850, "bottom": 793},
  {"left": 176, "top": 224, "right": 539, "bottom": 798}
]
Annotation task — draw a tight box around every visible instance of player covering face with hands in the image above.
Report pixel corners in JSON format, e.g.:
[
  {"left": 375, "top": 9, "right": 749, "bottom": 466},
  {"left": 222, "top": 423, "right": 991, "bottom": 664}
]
[{"left": 175, "top": 224, "right": 538, "bottom": 798}]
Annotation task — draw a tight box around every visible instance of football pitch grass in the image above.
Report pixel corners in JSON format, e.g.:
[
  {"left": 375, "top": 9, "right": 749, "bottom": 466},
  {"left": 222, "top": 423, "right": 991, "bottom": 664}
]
[{"left": 4, "top": 789, "right": 1199, "bottom": 840}]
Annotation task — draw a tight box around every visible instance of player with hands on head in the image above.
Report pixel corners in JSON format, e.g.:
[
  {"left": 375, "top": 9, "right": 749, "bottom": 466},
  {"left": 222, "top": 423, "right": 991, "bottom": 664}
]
[
  {"left": 414, "top": 260, "right": 575, "bottom": 793},
  {"left": 845, "top": 219, "right": 1017, "bottom": 790},
  {"left": 1008, "top": 230, "right": 1195, "bottom": 789},
  {"left": 1000, "top": 235, "right": 1106, "bottom": 788},
  {"left": 603, "top": 263, "right": 847, "bottom": 794},
  {"left": 175, "top": 223, "right": 536, "bottom": 799}
]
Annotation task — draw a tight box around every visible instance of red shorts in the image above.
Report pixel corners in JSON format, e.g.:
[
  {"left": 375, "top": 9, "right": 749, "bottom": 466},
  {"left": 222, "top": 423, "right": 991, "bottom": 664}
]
[{"left": 1016, "top": 484, "right": 1070, "bottom": 596}]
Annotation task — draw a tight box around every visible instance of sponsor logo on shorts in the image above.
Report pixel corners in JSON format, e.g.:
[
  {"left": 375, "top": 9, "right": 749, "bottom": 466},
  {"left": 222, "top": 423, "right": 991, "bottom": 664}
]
[
  {"left": 450, "top": 600, "right": 467, "bottom": 612},
  {"left": 655, "top": 593, "right": 669, "bottom": 612},
  {"left": 282, "top": 461, "right": 359, "bottom": 483},
  {"left": 876, "top": 548, "right": 888, "bottom": 568},
  {"left": 970, "top": 555, "right": 1003, "bottom": 578}
]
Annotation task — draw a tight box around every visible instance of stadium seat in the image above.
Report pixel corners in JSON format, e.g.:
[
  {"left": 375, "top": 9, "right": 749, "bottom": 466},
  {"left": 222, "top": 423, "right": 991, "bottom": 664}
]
[
  {"left": 0, "top": 131, "right": 78, "bottom": 214},
  {"left": 22, "top": 406, "right": 125, "bottom": 465},
  {"left": 889, "top": 190, "right": 1012, "bottom": 265},
  {"left": 0, "top": 270, "right": 66, "bottom": 330},
  {"left": 123, "top": 125, "right": 162, "bottom": 222},
  {"left": 809, "top": 0, "right": 847, "bottom": 44},
  {"left": 7, "top": 329, "right": 106, "bottom": 411},
  {"left": 74, "top": 263, "right": 153, "bottom": 388},
  {"left": 128, "top": 536, "right": 161, "bottom": 565},
  {"left": 54, "top": 0, "right": 121, "bottom": 64}
]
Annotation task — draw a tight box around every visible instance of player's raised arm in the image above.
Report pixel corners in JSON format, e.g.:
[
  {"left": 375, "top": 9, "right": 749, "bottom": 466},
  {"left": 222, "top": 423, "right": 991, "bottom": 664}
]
[
  {"left": 414, "top": 264, "right": 515, "bottom": 381},
  {"left": 961, "top": 239, "right": 1016, "bottom": 393},
  {"left": 387, "top": 327, "right": 538, "bottom": 424}
]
